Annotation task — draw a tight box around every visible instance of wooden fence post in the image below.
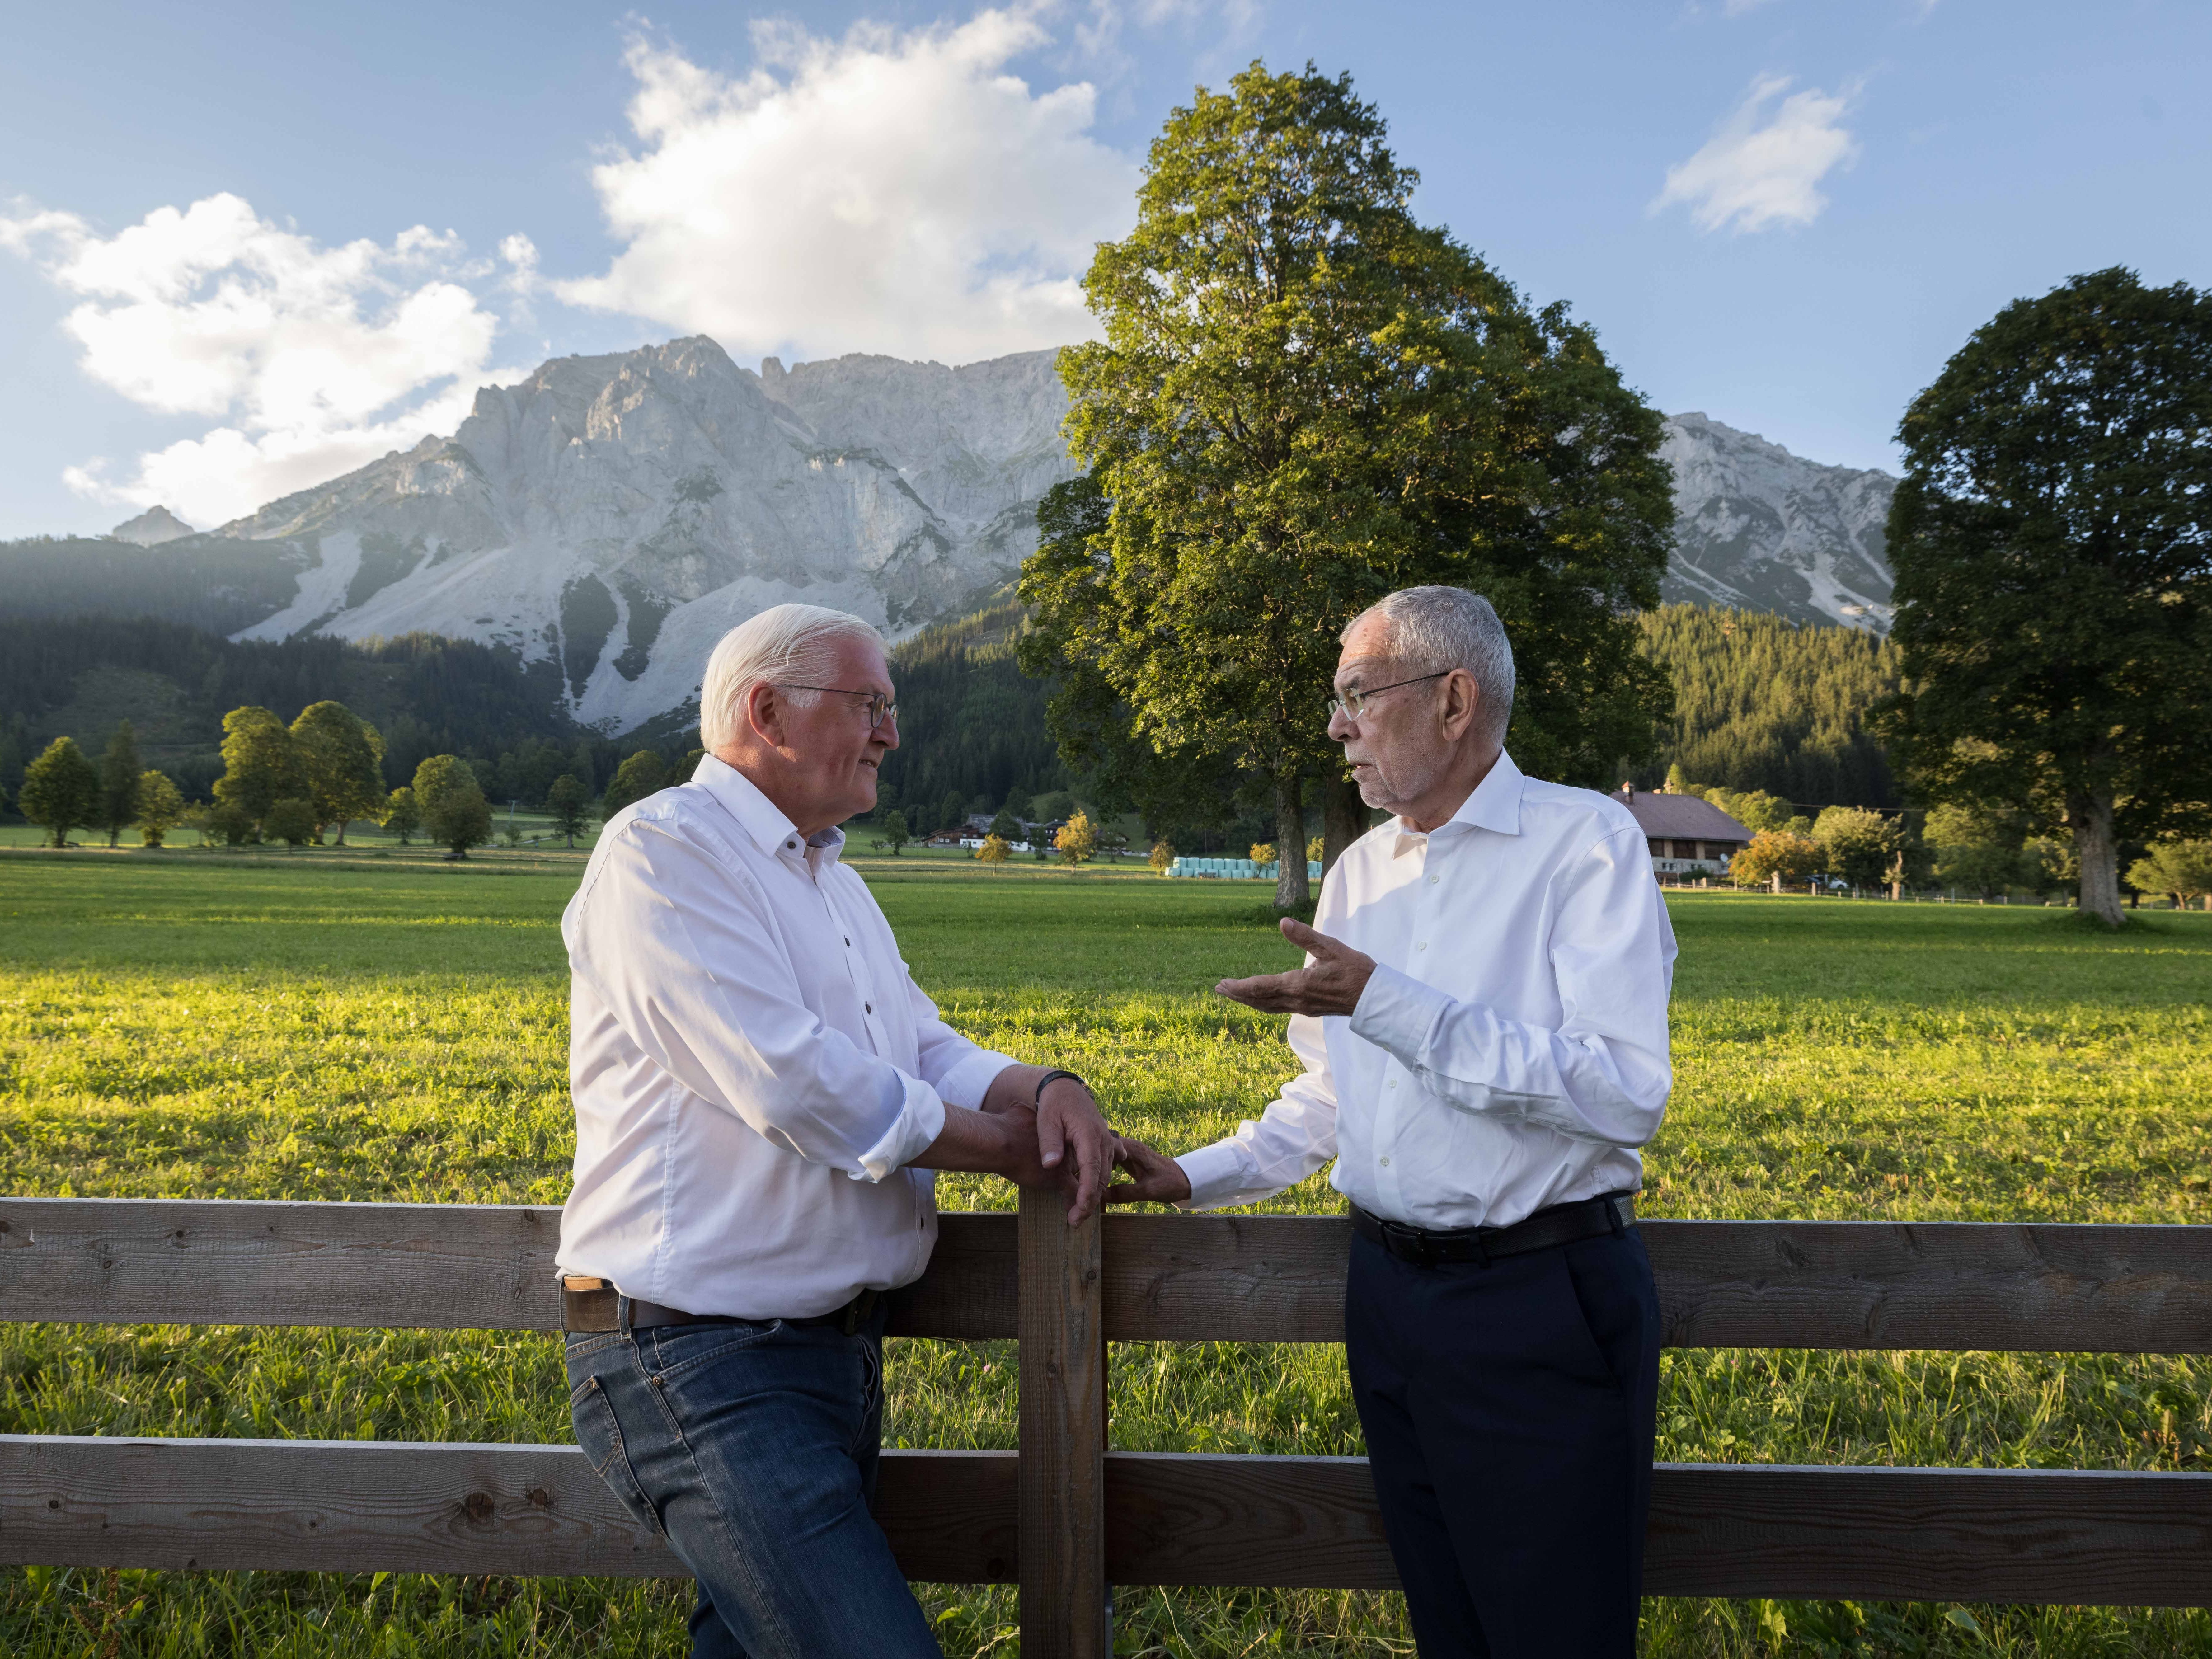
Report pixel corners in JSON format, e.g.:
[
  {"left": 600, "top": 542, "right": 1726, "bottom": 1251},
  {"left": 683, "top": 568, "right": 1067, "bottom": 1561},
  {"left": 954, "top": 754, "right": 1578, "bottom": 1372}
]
[{"left": 1019, "top": 1184, "right": 1108, "bottom": 1658}]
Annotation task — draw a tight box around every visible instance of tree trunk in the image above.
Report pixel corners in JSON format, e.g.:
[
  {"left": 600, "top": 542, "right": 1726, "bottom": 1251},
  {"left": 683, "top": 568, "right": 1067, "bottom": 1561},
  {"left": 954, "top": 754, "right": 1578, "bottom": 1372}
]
[
  {"left": 1321, "top": 774, "right": 1367, "bottom": 881},
  {"left": 2069, "top": 791, "right": 2125, "bottom": 927},
  {"left": 1272, "top": 771, "right": 1310, "bottom": 912},
  {"left": 332, "top": 819, "right": 348, "bottom": 847}
]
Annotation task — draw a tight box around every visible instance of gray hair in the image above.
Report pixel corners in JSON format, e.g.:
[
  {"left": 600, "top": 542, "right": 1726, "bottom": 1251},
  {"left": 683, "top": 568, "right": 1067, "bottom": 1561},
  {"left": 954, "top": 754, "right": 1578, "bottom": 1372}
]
[
  {"left": 1344, "top": 586, "right": 1515, "bottom": 746},
  {"left": 699, "top": 603, "right": 885, "bottom": 753}
]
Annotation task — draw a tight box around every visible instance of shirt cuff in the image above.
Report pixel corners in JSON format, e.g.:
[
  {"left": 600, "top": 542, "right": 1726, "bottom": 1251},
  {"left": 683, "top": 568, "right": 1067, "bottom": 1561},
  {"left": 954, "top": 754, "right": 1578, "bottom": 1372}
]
[
  {"left": 852, "top": 1072, "right": 947, "bottom": 1183},
  {"left": 1174, "top": 1140, "right": 1255, "bottom": 1210},
  {"left": 1348, "top": 964, "right": 1454, "bottom": 1072},
  {"left": 929, "top": 1047, "right": 1019, "bottom": 1111}
]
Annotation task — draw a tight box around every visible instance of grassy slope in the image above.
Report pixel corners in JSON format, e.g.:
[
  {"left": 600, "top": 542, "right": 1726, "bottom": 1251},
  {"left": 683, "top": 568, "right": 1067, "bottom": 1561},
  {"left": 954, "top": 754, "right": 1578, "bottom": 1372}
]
[{"left": 1, "top": 854, "right": 2209, "bottom": 1654}]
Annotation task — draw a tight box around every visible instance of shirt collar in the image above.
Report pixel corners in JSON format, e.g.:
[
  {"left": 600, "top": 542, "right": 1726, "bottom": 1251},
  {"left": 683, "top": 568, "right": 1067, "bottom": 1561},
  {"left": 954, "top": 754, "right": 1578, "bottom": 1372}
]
[
  {"left": 693, "top": 753, "right": 820, "bottom": 862},
  {"left": 1391, "top": 749, "right": 1525, "bottom": 856}
]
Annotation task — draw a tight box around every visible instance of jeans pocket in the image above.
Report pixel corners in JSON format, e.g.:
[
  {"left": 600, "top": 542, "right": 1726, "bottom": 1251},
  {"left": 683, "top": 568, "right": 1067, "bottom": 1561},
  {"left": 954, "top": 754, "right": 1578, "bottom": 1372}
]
[
  {"left": 570, "top": 1374, "right": 666, "bottom": 1539},
  {"left": 649, "top": 1318, "right": 783, "bottom": 1387}
]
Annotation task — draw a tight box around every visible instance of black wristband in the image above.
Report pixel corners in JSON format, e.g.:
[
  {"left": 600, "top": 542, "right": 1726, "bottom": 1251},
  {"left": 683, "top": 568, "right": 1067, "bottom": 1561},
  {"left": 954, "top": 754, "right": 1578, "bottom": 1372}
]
[{"left": 1033, "top": 1068, "right": 1086, "bottom": 1106}]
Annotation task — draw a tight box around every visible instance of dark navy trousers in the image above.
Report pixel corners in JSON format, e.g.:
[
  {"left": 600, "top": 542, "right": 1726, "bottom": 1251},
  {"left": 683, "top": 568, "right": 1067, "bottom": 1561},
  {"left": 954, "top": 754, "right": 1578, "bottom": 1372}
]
[{"left": 1346, "top": 1223, "right": 1662, "bottom": 1657}]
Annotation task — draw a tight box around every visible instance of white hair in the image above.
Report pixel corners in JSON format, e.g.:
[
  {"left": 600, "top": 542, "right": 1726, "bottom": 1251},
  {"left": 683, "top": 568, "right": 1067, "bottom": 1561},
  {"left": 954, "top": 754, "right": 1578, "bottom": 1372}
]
[
  {"left": 1345, "top": 586, "right": 1516, "bottom": 746},
  {"left": 699, "top": 604, "right": 886, "bottom": 753}
]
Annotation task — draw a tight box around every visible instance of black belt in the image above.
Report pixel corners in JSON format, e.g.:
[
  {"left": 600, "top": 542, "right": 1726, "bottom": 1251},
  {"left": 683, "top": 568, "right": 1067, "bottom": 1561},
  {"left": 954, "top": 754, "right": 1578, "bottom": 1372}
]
[
  {"left": 1351, "top": 1192, "right": 1636, "bottom": 1268},
  {"left": 562, "top": 1281, "right": 881, "bottom": 1337}
]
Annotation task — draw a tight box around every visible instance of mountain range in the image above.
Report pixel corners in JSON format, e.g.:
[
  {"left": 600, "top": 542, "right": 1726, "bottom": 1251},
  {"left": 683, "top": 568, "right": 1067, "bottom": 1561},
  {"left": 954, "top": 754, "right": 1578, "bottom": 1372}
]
[{"left": 12, "top": 336, "right": 1899, "bottom": 737}]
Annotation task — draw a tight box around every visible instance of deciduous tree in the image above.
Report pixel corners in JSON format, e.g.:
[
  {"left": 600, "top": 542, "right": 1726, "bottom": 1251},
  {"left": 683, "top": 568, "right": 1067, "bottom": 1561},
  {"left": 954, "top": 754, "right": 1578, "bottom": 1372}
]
[
  {"left": 19, "top": 736, "right": 101, "bottom": 847},
  {"left": 879, "top": 809, "right": 910, "bottom": 856},
  {"left": 545, "top": 774, "right": 592, "bottom": 848},
  {"left": 1729, "top": 830, "right": 1823, "bottom": 890},
  {"left": 1875, "top": 268, "right": 2212, "bottom": 927},
  {"left": 380, "top": 787, "right": 421, "bottom": 846},
  {"left": 976, "top": 833, "right": 1010, "bottom": 865},
  {"left": 1149, "top": 839, "right": 1177, "bottom": 876},
  {"left": 1021, "top": 62, "right": 1673, "bottom": 912},
  {"left": 263, "top": 797, "right": 317, "bottom": 850},
  {"left": 134, "top": 771, "right": 185, "bottom": 847},
  {"left": 1057, "top": 810, "right": 1097, "bottom": 867},
  {"left": 2128, "top": 841, "right": 2212, "bottom": 910},
  {"left": 601, "top": 751, "right": 670, "bottom": 819},
  {"left": 289, "top": 701, "right": 386, "bottom": 845},
  {"left": 214, "top": 707, "right": 306, "bottom": 832},
  {"left": 425, "top": 778, "right": 492, "bottom": 859},
  {"left": 98, "top": 720, "right": 141, "bottom": 846}
]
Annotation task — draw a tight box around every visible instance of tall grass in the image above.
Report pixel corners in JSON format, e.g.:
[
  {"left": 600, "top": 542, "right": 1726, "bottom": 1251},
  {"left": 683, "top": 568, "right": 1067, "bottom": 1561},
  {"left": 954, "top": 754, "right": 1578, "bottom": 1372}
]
[{"left": 1, "top": 854, "right": 2209, "bottom": 1653}]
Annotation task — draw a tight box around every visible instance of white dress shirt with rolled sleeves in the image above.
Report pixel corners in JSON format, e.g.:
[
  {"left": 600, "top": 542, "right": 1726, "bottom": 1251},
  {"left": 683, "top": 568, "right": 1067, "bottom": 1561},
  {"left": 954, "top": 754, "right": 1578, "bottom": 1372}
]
[
  {"left": 1174, "top": 751, "right": 1676, "bottom": 1230},
  {"left": 556, "top": 754, "right": 1016, "bottom": 1319}
]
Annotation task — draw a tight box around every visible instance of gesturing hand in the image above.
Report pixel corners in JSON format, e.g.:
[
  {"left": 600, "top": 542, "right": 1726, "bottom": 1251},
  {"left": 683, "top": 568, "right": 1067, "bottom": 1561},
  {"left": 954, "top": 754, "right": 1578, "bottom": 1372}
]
[
  {"left": 1106, "top": 1136, "right": 1192, "bottom": 1206},
  {"left": 1213, "top": 917, "right": 1377, "bottom": 1017}
]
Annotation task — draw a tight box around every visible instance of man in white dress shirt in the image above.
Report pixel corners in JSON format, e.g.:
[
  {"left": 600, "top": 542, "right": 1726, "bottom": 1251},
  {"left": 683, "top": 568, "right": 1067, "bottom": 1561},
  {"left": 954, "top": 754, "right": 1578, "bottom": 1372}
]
[
  {"left": 558, "top": 602, "right": 1118, "bottom": 1658},
  {"left": 1112, "top": 585, "right": 1675, "bottom": 1658}
]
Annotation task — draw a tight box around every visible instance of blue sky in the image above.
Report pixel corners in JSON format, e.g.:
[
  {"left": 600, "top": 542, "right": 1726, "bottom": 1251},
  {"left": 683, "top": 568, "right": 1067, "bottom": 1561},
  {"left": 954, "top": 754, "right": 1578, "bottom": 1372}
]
[{"left": 3, "top": 0, "right": 2207, "bottom": 537}]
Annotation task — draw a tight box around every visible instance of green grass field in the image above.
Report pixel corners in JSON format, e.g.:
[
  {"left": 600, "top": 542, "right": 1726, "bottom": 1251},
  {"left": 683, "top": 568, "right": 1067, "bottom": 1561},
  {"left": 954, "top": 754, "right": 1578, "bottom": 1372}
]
[{"left": 2, "top": 849, "right": 2209, "bottom": 1655}]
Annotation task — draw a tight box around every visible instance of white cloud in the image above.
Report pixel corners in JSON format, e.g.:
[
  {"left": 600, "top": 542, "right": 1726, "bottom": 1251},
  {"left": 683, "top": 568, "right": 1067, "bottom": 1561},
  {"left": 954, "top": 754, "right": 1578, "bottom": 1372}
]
[
  {"left": 1652, "top": 75, "right": 1859, "bottom": 233},
  {"left": 557, "top": 12, "right": 1138, "bottom": 363},
  {"left": 2, "top": 193, "right": 524, "bottom": 527}
]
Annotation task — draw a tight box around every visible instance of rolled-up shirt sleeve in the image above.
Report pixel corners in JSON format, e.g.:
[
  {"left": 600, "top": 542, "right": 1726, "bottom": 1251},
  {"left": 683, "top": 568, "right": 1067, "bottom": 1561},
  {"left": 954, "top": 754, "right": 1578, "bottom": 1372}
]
[
  {"left": 1347, "top": 823, "right": 1674, "bottom": 1149},
  {"left": 569, "top": 819, "right": 944, "bottom": 1182},
  {"left": 1176, "top": 1009, "right": 1343, "bottom": 1209}
]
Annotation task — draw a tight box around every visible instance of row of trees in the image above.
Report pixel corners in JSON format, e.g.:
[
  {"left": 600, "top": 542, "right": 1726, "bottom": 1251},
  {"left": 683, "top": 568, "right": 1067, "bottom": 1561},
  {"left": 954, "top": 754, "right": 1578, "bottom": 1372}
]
[{"left": 12, "top": 724, "right": 186, "bottom": 848}]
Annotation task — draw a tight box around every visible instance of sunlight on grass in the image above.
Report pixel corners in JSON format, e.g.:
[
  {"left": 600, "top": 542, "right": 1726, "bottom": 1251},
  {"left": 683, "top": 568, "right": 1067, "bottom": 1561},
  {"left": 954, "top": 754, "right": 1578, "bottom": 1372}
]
[{"left": 2, "top": 856, "right": 2210, "bottom": 1653}]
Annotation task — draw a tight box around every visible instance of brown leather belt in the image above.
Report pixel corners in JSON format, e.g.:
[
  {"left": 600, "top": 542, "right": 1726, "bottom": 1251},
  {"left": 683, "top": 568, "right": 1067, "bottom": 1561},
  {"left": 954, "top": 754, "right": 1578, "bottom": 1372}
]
[
  {"left": 561, "top": 1280, "right": 882, "bottom": 1337},
  {"left": 1351, "top": 1192, "right": 1636, "bottom": 1268}
]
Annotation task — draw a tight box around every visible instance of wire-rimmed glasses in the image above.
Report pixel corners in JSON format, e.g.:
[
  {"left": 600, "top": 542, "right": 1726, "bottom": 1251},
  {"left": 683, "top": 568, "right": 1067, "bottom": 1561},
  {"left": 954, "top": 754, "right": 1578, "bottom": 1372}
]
[
  {"left": 781, "top": 685, "right": 899, "bottom": 729},
  {"left": 1325, "top": 672, "right": 1446, "bottom": 721}
]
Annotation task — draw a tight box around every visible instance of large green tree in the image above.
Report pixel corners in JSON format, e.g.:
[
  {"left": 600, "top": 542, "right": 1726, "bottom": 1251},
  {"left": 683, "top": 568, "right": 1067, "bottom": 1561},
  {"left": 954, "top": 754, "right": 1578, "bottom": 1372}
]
[
  {"left": 289, "top": 701, "right": 387, "bottom": 846},
  {"left": 98, "top": 720, "right": 142, "bottom": 846},
  {"left": 601, "top": 750, "right": 670, "bottom": 820},
  {"left": 1020, "top": 62, "right": 1673, "bottom": 909},
  {"left": 1874, "top": 268, "right": 2212, "bottom": 927},
  {"left": 214, "top": 706, "right": 307, "bottom": 833},
  {"left": 19, "top": 736, "right": 101, "bottom": 847}
]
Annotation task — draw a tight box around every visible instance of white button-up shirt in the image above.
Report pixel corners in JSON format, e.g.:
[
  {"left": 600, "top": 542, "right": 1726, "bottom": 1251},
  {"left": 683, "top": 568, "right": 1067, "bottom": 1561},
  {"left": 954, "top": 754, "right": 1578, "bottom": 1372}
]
[
  {"left": 1176, "top": 751, "right": 1676, "bottom": 1230},
  {"left": 556, "top": 754, "right": 1015, "bottom": 1319}
]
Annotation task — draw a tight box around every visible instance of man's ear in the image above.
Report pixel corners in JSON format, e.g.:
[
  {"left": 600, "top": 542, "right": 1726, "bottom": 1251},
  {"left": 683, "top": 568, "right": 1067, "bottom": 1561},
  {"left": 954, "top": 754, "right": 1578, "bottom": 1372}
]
[
  {"left": 1439, "top": 670, "right": 1482, "bottom": 742},
  {"left": 746, "top": 682, "right": 785, "bottom": 748}
]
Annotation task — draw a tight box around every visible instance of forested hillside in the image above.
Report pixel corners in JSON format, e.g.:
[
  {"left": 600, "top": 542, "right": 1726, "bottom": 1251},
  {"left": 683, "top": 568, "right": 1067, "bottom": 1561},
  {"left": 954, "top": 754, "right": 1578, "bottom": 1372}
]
[
  {"left": 874, "top": 598, "right": 1071, "bottom": 827},
  {"left": 0, "top": 617, "right": 579, "bottom": 801},
  {"left": 0, "top": 535, "right": 305, "bottom": 635},
  {"left": 1633, "top": 604, "right": 1901, "bottom": 806}
]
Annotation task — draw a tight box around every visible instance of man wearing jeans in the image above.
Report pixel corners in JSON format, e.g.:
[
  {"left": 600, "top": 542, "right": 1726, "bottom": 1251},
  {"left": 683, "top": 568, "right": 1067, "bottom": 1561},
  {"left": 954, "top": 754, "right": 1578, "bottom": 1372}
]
[
  {"left": 1111, "top": 586, "right": 1675, "bottom": 1657},
  {"left": 559, "top": 602, "right": 1117, "bottom": 1658}
]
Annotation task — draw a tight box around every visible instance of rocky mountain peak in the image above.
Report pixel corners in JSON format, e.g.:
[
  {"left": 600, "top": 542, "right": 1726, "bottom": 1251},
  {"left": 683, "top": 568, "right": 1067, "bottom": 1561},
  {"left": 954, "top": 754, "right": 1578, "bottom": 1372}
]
[{"left": 109, "top": 505, "right": 196, "bottom": 546}]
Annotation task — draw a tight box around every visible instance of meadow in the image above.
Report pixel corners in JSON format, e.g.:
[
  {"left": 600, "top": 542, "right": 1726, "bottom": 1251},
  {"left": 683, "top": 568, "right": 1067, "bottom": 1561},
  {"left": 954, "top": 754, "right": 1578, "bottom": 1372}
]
[{"left": 1, "top": 847, "right": 2209, "bottom": 1655}]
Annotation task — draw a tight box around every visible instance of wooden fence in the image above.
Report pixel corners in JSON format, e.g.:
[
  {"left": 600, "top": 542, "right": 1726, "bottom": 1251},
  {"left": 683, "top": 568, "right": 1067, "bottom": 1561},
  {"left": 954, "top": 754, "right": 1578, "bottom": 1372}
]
[{"left": 3, "top": 1190, "right": 2211, "bottom": 1655}]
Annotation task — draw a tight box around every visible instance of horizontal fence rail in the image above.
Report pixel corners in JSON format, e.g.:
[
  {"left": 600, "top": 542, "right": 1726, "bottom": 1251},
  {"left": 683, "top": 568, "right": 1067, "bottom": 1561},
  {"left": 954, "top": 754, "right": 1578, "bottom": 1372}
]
[
  {"left": 7, "top": 1197, "right": 2212, "bottom": 1354},
  {"left": 7, "top": 1437, "right": 2211, "bottom": 1608},
  {"left": 4, "top": 1194, "right": 2211, "bottom": 1628}
]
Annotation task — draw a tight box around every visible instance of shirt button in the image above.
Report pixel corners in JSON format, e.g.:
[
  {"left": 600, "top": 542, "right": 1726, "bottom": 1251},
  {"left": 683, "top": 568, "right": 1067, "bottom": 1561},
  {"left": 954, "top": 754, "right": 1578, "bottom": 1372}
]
[
  {"left": 786, "top": 839, "right": 796, "bottom": 850},
  {"left": 865, "top": 1002, "right": 873, "bottom": 1014},
  {"left": 1416, "top": 942, "right": 1426, "bottom": 951},
  {"left": 1379, "top": 1156, "right": 1391, "bottom": 1167},
  {"left": 1386, "top": 1079, "right": 1396, "bottom": 1089},
  {"left": 1429, "top": 875, "right": 1439, "bottom": 885}
]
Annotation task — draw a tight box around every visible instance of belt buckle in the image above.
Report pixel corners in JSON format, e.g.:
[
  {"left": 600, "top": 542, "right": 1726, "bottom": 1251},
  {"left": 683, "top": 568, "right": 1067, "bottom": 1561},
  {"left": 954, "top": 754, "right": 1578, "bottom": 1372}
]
[{"left": 1383, "top": 1219, "right": 1439, "bottom": 1269}]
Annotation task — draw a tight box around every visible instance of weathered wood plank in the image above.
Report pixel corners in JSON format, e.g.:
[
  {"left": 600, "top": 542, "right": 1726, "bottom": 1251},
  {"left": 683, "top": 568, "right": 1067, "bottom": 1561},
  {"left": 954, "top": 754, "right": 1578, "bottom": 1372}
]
[
  {"left": 1106, "top": 1455, "right": 2212, "bottom": 1607},
  {"left": 1018, "top": 1188, "right": 1109, "bottom": 1657},
  {"left": 13, "top": 1436, "right": 2205, "bottom": 1608},
  {"left": 887, "top": 1212, "right": 1017, "bottom": 1340},
  {"left": 0, "top": 1198, "right": 566, "bottom": 1331},
  {"left": 1646, "top": 1220, "right": 2212, "bottom": 1355},
  {"left": 1644, "top": 1463, "right": 2212, "bottom": 1605},
  {"left": 1099, "top": 1214, "right": 2212, "bottom": 1355},
  {"left": 10, "top": 1200, "right": 2212, "bottom": 1356},
  {"left": 0, "top": 1436, "right": 1017, "bottom": 1583}
]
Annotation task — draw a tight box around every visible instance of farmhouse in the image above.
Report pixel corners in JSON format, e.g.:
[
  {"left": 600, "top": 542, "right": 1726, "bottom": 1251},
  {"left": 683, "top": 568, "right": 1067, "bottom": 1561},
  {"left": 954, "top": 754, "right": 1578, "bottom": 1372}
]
[{"left": 1608, "top": 784, "right": 1754, "bottom": 879}]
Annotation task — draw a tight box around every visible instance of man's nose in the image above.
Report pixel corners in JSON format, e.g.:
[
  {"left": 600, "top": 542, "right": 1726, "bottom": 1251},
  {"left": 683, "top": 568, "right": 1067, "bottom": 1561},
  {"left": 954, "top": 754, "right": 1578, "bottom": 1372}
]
[
  {"left": 1327, "top": 707, "right": 1356, "bottom": 742},
  {"left": 876, "top": 709, "right": 900, "bottom": 750}
]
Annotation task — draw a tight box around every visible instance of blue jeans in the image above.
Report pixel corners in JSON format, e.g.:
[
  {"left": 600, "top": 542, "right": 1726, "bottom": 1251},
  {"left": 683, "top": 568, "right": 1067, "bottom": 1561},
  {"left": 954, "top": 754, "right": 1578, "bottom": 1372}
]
[{"left": 564, "top": 1300, "right": 941, "bottom": 1659}]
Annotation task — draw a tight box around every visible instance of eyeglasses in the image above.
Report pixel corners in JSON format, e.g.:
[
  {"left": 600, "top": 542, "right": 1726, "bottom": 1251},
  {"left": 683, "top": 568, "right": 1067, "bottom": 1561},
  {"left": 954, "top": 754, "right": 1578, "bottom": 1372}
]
[
  {"left": 781, "top": 685, "right": 899, "bottom": 729},
  {"left": 1326, "top": 672, "right": 1447, "bottom": 721}
]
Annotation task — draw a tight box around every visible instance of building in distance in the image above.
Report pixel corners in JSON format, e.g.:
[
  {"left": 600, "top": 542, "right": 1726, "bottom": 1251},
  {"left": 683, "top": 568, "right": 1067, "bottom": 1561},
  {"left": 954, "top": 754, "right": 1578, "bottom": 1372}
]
[{"left": 1608, "top": 785, "right": 1753, "bottom": 880}]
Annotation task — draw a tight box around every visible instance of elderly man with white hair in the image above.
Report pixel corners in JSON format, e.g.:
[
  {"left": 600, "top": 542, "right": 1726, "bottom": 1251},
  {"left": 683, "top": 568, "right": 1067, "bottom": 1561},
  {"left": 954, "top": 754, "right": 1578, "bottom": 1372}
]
[
  {"left": 1113, "top": 585, "right": 1676, "bottom": 1658},
  {"left": 558, "top": 602, "right": 1118, "bottom": 1658}
]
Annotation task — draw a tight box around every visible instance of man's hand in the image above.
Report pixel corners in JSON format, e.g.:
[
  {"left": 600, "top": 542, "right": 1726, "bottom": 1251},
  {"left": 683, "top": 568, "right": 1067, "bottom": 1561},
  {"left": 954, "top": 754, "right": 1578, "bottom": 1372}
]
[
  {"left": 1213, "top": 917, "right": 1378, "bottom": 1017},
  {"left": 1036, "top": 1074, "right": 1118, "bottom": 1226},
  {"left": 1106, "top": 1136, "right": 1192, "bottom": 1206}
]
